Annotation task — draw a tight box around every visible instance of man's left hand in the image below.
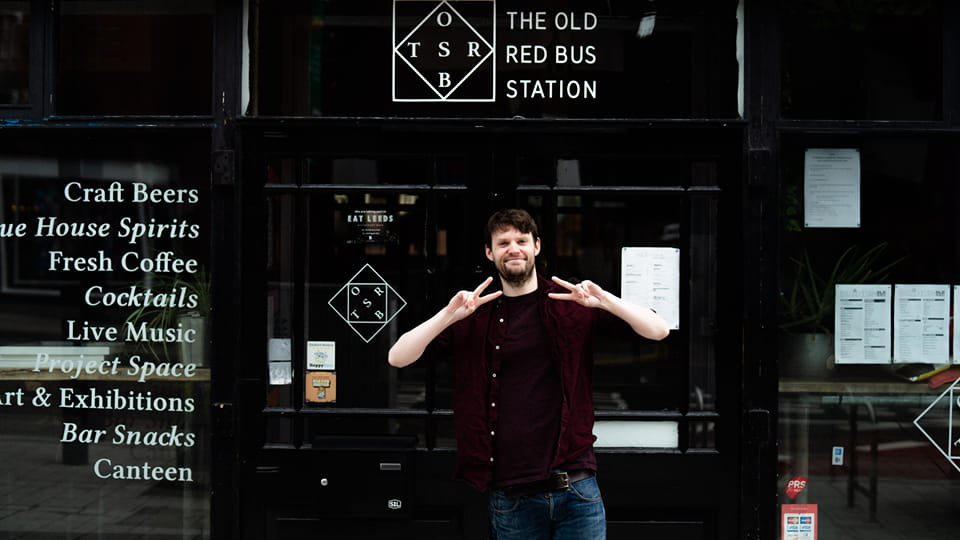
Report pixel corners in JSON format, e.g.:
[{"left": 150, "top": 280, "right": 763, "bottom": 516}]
[{"left": 548, "top": 276, "right": 604, "bottom": 308}]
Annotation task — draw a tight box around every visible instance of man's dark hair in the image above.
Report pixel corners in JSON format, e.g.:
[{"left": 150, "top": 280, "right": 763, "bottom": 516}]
[{"left": 485, "top": 208, "right": 539, "bottom": 247}]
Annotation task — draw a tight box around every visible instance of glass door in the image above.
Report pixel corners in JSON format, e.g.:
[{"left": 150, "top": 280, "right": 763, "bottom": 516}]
[{"left": 235, "top": 122, "right": 743, "bottom": 540}]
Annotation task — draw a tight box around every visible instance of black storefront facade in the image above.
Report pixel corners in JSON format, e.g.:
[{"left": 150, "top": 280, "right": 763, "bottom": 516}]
[{"left": 1, "top": 1, "right": 959, "bottom": 539}]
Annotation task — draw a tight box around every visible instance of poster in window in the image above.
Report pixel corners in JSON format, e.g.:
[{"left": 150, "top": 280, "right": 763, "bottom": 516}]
[{"left": 804, "top": 148, "right": 860, "bottom": 228}]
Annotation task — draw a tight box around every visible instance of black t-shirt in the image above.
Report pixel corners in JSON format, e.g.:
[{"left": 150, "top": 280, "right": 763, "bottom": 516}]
[{"left": 492, "top": 290, "right": 588, "bottom": 487}]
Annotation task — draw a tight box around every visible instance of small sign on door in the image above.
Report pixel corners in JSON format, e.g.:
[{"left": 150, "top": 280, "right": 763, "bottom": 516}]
[
  {"left": 781, "top": 504, "right": 817, "bottom": 540},
  {"left": 305, "top": 372, "right": 337, "bottom": 403}
]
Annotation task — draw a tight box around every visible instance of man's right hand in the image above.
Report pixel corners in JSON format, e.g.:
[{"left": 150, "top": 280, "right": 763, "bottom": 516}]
[
  {"left": 388, "top": 277, "right": 502, "bottom": 368},
  {"left": 443, "top": 276, "right": 503, "bottom": 323}
]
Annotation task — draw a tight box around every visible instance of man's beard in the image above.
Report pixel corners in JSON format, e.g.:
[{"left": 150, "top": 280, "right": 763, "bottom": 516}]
[{"left": 496, "top": 258, "right": 535, "bottom": 287}]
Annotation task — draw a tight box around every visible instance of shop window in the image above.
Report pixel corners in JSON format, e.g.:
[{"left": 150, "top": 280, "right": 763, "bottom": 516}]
[
  {"left": 253, "top": 0, "right": 740, "bottom": 119},
  {"left": 777, "top": 135, "right": 960, "bottom": 538},
  {"left": 56, "top": 0, "right": 214, "bottom": 115},
  {"left": 0, "top": 1, "right": 29, "bottom": 106},
  {"left": 259, "top": 131, "right": 729, "bottom": 454},
  {"left": 0, "top": 133, "right": 212, "bottom": 537},
  {"left": 781, "top": 0, "right": 942, "bottom": 121}
]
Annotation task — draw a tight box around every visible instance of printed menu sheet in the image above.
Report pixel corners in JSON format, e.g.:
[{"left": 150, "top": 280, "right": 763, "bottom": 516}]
[
  {"left": 894, "top": 284, "right": 950, "bottom": 364},
  {"left": 621, "top": 247, "right": 680, "bottom": 330},
  {"left": 835, "top": 285, "right": 891, "bottom": 364}
]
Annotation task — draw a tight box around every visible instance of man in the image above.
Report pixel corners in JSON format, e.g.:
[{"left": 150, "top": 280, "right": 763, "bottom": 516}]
[{"left": 388, "top": 209, "right": 670, "bottom": 539}]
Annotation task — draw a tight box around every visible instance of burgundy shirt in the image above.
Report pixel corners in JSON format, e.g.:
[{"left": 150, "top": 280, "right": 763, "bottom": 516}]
[{"left": 428, "top": 273, "right": 621, "bottom": 492}]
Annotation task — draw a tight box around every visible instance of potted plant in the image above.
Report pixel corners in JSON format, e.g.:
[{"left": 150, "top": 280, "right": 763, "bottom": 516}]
[
  {"left": 123, "top": 266, "right": 211, "bottom": 365},
  {"left": 779, "top": 243, "right": 900, "bottom": 377}
]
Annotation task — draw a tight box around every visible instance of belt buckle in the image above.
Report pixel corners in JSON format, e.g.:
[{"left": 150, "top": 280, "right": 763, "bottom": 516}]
[{"left": 555, "top": 471, "right": 569, "bottom": 490}]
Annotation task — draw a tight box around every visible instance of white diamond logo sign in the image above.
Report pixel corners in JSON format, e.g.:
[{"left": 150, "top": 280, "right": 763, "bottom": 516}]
[
  {"left": 392, "top": 0, "right": 496, "bottom": 102},
  {"left": 914, "top": 376, "right": 960, "bottom": 473},
  {"left": 329, "top": 264, "right": 407, "bottom": 343}
]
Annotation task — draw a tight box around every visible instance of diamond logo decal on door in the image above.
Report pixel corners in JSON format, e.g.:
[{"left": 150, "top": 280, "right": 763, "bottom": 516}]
[
  {"left": 329, "top": 264, "right": 407, "bottom": 343},
  {"left": 914, "top": 376, "right": 960, "bottom": 472}
]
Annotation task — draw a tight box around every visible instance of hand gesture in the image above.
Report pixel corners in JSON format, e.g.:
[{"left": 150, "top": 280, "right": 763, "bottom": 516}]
[
  {"left": 548, "top": 276, "right": 604, "bottom": 308},
  {"left": 444, "top": 277, "right": 503, "bottom": 323}
]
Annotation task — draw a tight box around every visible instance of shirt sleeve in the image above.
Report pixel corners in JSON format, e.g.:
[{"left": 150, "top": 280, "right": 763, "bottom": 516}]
[
  {"left": 594, "top": 306, "right": 639, "bottom": 338},
  {"left": 423, "top": 323, "right": 453, "bottom": 362}
]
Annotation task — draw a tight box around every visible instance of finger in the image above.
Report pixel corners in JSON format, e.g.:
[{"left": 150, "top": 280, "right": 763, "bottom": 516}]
[
  {"left": 473, "top": 276, "right": 494, "bottom": 296},
  {"left": 582, "top": 280, "right": 602, "bottom": 295},
  {"left": 451, "top": 290, "right": 469, "bottom": 306},
  {"left": 476, "top": 290, "right": 503, "bottom": 306},
  {"left": 548, "top": 292, "right": 577, "bottom": 302},
  {"left": 551, "top": 275, "right": 577, "bottom": 291}
]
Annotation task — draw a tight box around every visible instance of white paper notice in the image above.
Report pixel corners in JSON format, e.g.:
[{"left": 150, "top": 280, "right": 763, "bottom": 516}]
[
  {"left": 834, "top": 285, "right": 891, "bottom": 364},
  {"left": 621, "top": 247, "right": 680, "bottom": 330},
  {"left": 894, "top": 285, "right": 950, "bottom": 364},
  {"left": 267, "top": 338, "right": 293, "bottom": 385},
  {"left": 804, "top": 148, "right": 860, "bottom": 228}
]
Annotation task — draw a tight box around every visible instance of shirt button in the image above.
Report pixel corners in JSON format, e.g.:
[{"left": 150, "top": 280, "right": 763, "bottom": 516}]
[
  {"left": 490, "top": 457, "right": 495, "bottom": 462},
  {"left": 491, "top": 372, "right": 497, "bottom": 378},
  {"left": 490, "top": 431, "right": 495, "bottom": 436},
  {"left": 491, "top": 402, "right": 496, "bottom": 408},
  {"left": 495, "top": 345, "right": 500, "bottom": 350},
  {"left": 499, "top": 318, "right": 504, "bottom": 323}
]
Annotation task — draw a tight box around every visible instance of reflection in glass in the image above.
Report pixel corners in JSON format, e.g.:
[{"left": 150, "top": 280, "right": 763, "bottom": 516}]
[
  {"left": 555, "top": 197, "right": 681, "bottom": 411},
  {"left": 266, "top": 194, "right": 294, "bottom": 410},
  {"left": 777, "top": 135, "right": 959, "bottom": 538},
  {"left": 0, "top": 1, "right": 29, "bottom": 105},
  {"left": 0, "top": 145, "right": 211, "bottom": 537},
  {"left": 781, "top": 1, "right": 941, "bottom": 120},
  {"left": 306, "top": 156, "right": 435, "bottom": 185},
  {"left": 58, "top": 0, "right": 213, "bottom": 115}
]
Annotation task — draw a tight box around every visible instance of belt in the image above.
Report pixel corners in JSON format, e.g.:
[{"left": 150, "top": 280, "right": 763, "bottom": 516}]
[{"left": 501, "top": 470, "right": 594, "bottom": 499}]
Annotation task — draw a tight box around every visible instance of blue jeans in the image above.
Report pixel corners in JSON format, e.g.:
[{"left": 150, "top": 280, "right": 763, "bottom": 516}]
[{"left": 488, "top": 475, "right": 606, "bottom": 540}]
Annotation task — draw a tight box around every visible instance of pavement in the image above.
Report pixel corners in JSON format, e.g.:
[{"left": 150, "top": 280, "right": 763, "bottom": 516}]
[{"left": 0, "top": 434, "right": 209, "bottom": 539}]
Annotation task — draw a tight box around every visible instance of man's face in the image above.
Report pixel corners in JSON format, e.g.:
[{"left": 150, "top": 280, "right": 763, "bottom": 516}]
[{"left": 485, "top": 226, "right": 540, "bottom": 287}]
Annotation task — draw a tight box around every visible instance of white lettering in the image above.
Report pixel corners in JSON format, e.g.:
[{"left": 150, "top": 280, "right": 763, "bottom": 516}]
[
  {"left": 554, "top": 12, "right": 597, "bottom": 31},
  {"left": 48, "top": 250, "right": 113, "bottom": 272},
  {"left": 506, "top": 11, "right": 546, "bottom": 30},
  {"left": 93, "top": 458, "right": 193, "bottom": 482},
  {"left": 0, "top": 222, "right": 27, "bottom": 237},
  {"left": 126, "top": 356, "right": 197, "bottom": 383},
  {"left": 120, "top": 251, "right": 198, "bottom": 273},
  {"left": 60, "top": 422, "right": 107, "bottom": 443},
  {"left": 504, "top": 45, "right": 548, "bottom": 64},
  {"left": 505, "top": 79, "right": 597, "bottom": 100},
  {"left": 131, "top": 183, "right": 199, "bottom": 204},
  {"left": 64, "top": 181, "right": 124, "bottom": 203},
  {"left": 405, "top": 41, "right": 421, "bottom": 58}
]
